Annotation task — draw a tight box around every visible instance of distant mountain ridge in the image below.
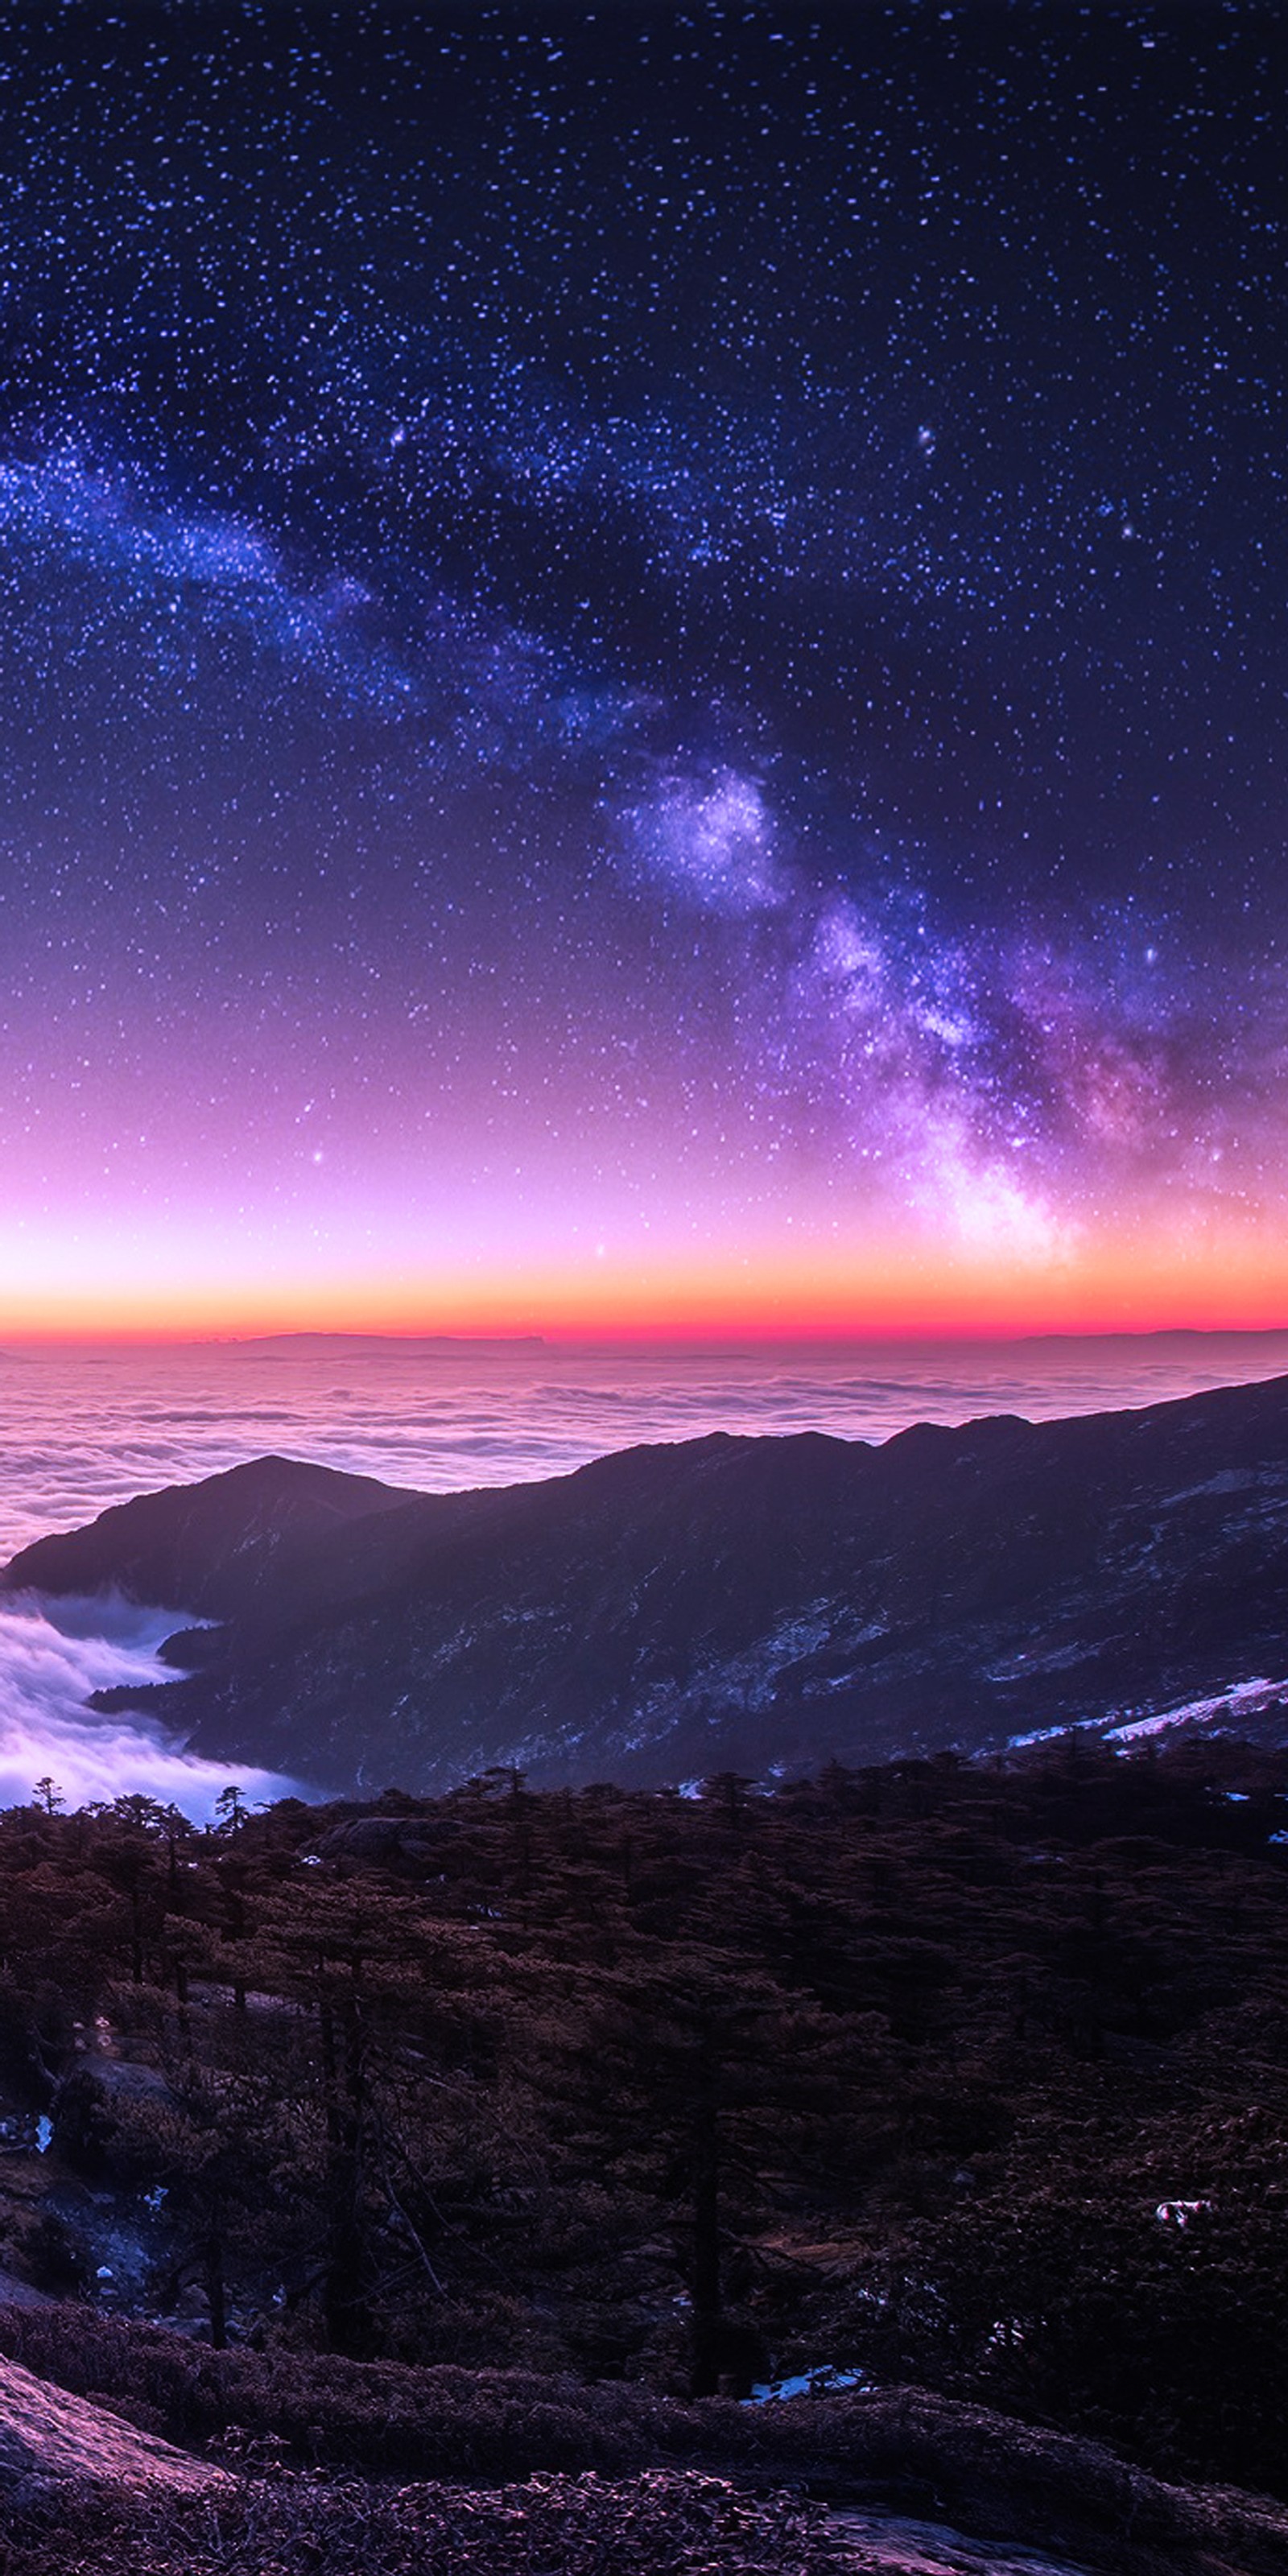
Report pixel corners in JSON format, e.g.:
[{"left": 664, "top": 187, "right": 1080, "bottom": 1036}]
[
  {"left": 2, "top": 1455, "right": 416, "bottom": 1630},
  {"left": 8, "top": 1373, "right": 1288, "bottom": 1792},
  {"left": 223, "top": 1333, "right": 547, "bottom": 1353}
]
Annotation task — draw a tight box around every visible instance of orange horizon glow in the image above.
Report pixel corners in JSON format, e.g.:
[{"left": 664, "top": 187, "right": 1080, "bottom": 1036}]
[{"left": 6, "top": 1233, "right": 1288, "bottom": 1348}]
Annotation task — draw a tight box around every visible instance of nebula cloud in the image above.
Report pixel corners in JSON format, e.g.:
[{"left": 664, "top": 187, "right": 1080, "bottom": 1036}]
[{"left": 613, "top": 759, "right": 1281, "bottom": 1268}]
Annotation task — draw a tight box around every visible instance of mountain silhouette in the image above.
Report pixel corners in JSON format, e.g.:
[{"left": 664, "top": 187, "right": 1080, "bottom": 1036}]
[{"left": 7, "top": 1375, "right": 1288, "bottom": 1792}]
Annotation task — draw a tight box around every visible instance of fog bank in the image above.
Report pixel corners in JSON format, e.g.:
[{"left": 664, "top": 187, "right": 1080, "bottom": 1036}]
[{"left": 0, "top": 1591, "right": 308, "bottom": 1821}]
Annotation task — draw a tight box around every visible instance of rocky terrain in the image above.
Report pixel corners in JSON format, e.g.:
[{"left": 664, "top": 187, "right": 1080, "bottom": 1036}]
[
  {"left": 9, "top": 1374, "right": 1288, "bottom": 1792},
  {"left": 3, "top": 2342, "right": 1288, "bottom": 2576},
  {"left": 0, "top": 2347, "right": 230, "bottom": 2503}
]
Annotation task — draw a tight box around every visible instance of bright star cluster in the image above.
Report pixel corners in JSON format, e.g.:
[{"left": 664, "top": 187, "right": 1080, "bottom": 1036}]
[{"left": 0, "top": 4, "right": 1285, "bottom": 1340}]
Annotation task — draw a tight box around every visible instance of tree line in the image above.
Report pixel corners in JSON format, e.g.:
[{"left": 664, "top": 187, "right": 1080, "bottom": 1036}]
[{"left": 0, "top": 1733, "right": 1286, "bottom": 2495}]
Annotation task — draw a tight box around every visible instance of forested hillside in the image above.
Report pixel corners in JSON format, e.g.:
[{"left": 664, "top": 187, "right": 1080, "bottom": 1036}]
[{"left": 0, "top": 1740, "right": 1285, "bottom": 2505}]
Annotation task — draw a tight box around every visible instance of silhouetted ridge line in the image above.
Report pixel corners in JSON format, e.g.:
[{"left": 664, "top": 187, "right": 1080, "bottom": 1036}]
[{"left": 6, "top": 1372, "right": 1288, "bottom": 1792}]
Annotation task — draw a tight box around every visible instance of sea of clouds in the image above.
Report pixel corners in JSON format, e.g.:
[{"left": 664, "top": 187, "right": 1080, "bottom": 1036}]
[{"left": 0, "top": 1591, "right": 304, "bottom": 1823}]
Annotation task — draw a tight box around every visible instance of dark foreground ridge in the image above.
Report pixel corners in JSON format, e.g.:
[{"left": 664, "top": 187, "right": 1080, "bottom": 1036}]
[
  {"left": 4, "top": 2327, "right": 1288, "bottom": 2576},
  {"left": 10, "top": 1373, "right": 1288, "bottom": 1790}
]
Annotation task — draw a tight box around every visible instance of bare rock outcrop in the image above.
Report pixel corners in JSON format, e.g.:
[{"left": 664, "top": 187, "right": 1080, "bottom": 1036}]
[{"left": 0, "top": 2351, "right": 230, "bottom": 2502}]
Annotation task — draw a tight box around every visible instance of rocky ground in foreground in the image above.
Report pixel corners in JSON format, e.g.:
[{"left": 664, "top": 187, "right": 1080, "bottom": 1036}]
[
  {"left": 3, "top": 2342, "right": 1288, "bottom": 2576},
  {"left": 2, "top": 2461, "right": 844, "bottom": 2576},
  {"left": 0, "top": 2458, "right": 1282, "bottom": 2576}
]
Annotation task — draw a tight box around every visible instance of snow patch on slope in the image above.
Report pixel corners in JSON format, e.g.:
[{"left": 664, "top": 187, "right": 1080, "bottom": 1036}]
[{"left": 1010, "top": 1674, "right": 1288, "bottom": 1752}]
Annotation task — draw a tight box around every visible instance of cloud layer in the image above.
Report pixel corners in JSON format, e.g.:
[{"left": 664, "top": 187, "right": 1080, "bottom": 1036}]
[{"left": 0, "top": 1591, "right": 305, "bottom": 1821}]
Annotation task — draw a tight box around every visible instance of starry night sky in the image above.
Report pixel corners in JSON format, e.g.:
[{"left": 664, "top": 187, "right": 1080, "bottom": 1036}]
[{"left": 2, "top": 1, "right": 1285, "bottom": 1338}]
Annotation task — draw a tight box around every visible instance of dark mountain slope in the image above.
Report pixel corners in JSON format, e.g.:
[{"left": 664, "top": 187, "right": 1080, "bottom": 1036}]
[
  {"left": 1, "top": 1455, "right": 419, "bottom": 1629},
  {"left": 7, "top": 1373, "right": 1288, "bottom": 1792}
]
